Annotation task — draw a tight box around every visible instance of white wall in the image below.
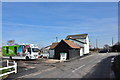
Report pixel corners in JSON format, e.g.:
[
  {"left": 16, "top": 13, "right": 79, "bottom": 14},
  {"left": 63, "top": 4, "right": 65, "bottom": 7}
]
[
  {"left": 83, "top": 35, "right": 89, "bottom": 54},
  {"left": 60, "top": 53, "right": 67, "bottom": 61},
  {"left": 86, "top": 35, "right": 90, "bottom": 53},
  {"left": 80, "top": 48, "right": 84, "bottom": 56}
]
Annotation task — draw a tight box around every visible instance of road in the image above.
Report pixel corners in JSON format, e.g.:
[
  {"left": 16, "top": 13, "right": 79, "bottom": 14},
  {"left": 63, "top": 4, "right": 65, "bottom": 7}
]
[{"left": 6, "top": 53, "right": 118, "bottom": 79}]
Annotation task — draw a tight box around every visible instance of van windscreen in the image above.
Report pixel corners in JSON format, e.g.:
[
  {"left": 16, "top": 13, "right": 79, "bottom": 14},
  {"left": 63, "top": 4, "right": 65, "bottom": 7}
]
[{"left": 32, "top": 48, "right": 39, "bottom": 52}]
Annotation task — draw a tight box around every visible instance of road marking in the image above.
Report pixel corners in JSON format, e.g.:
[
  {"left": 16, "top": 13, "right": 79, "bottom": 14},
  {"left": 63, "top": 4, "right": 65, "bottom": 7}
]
[
  {"left": 72, "top": 65, "right": 85, "bottom": 72},
  {"left": 18, "top": 67, "right": 56, "bottom": 78}
]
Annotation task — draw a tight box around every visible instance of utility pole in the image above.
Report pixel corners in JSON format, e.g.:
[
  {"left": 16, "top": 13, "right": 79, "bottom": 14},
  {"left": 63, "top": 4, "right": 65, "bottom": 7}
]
[
  {"left": 96, "top": 39, "right": 98, "bottom": 49},
  {"left": 112, "top": 37, "right": 113, "bottom": 46},
  {"left": 56, "top": 37, "right": 58, "bottom": 42}
]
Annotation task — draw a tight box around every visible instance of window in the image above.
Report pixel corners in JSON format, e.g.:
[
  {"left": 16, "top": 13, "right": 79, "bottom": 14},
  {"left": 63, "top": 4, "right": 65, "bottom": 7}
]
[
  {"left": 28, "top": 48, "right": 31, "bottom": 54},
  {"left": 6, "top": 47, "right": 9, "bottom": 53},
  {"left": 32, "top": 48, "right": 39, "bottom": 52},
  {"left": 14, "top": 47, "right": 17, "bottom": 54}
]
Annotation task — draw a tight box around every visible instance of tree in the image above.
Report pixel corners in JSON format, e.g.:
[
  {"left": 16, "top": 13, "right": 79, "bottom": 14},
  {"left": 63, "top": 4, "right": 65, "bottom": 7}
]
[
  {"left": 103, "top": 44, "right": 110, "bottom": 49},
  {"left": 7, "top": 40, "right": 18, "bottom": 45},
  {"left": 7, "top": 40, "right": 15, "bottom": 45},
  {"left": 112, "top": 42, "right": 120, "bottom": 52}
]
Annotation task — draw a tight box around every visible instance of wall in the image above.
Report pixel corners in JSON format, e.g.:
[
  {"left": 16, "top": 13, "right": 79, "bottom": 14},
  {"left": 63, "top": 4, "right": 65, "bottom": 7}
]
[
  {"left": 55, "top": 40, "right": 80, "bottom": 60},
  {"left": 80, "top": 48, "right": 84, "bottom": 56},
  {"left": 85, "top": 35, "right": 89, "bottom": 54},
  {"left": 69, "top": 49, "right": 80, "bottom": 59},
  {"left": 49, "top": 49, "right": 54, "bottom": 58},
  {"left": 55, "top": 40, "right": 70, "bottom": 59}
]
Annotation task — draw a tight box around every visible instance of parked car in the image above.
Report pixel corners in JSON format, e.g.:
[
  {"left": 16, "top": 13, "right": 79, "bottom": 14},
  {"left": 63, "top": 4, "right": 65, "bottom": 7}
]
[{"left": 99, "top": 49, "right": 109, "bottom": 53}]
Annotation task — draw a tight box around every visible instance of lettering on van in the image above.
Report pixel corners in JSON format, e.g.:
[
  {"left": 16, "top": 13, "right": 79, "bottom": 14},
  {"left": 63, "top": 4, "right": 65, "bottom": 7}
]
[{"left": 3, "top": 48, "right": 13, "bottom": 54}]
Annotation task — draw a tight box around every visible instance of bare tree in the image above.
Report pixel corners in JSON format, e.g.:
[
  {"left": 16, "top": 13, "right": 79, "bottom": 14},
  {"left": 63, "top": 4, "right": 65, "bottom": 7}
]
[
  {"left": 7, "top": 40, "right": 15, "bottom": 45},
  {"left": 103, "top": 44, "right": 110, "bottom": 49}
]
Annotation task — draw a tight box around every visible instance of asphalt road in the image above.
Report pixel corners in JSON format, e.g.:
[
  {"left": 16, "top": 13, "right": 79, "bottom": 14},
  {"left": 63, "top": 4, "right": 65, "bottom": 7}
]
[{"left": 5, "top": 53, "right": 119, "bottom": 79}]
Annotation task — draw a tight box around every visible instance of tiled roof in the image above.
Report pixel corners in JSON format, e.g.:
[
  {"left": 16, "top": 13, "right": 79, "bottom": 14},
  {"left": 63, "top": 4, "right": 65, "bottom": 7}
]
[
  {"left": 66, "top": 34, "right": 88, "bottom": 39},
  {"left": 50, "top": 42, "right": 59, "bottom": 49},
  {"left": 63, "top": 40, "right": 80, "bottom": 49}
]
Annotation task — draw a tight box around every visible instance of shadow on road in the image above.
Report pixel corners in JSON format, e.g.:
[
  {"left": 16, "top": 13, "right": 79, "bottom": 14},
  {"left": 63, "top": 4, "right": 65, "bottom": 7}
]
[{"left": 81, "top": 55, "right": 116, "bottom": 80}]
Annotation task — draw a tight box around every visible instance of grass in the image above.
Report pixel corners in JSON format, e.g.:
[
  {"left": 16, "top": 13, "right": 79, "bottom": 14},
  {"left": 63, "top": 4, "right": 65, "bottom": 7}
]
[{"left": 0, "top": 66, "right": 11, "bottom": 79}]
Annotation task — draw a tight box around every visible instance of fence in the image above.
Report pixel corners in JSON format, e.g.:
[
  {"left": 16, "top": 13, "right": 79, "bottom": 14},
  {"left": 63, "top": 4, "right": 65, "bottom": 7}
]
[{"left": 0, "top": 60, "right": 17, "bottom": 77}]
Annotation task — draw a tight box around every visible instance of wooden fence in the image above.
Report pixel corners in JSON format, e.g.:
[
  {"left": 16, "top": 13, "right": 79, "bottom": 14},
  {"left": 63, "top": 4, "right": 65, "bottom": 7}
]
[{"left": 0, "top": 60, "right": 17, "bottom": 77}]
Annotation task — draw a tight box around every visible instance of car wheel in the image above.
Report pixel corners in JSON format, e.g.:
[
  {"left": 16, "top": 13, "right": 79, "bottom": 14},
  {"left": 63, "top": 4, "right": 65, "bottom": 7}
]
[
  {"left": 9, "top": 56, "right": 12, "bottom": 60},
  {"left": 26, "top": 56, "right": 29, "bottom": 60}
]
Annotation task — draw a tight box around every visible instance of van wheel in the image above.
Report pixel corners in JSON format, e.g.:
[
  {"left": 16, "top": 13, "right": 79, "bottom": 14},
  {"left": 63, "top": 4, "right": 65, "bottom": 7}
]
[
  {"left": 9, "top": 56, "right": 12, "bottom": 60},
  {"left": 26, "top": 56, "right": 29, "bottom": 60}
]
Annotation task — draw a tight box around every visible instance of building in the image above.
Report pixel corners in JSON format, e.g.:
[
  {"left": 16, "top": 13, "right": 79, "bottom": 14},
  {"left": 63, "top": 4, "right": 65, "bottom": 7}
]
[
  {"left": 66, "top": 34, "right": 89, "bottom": 54},
  {"left": 54, "top": 40, "right": 84, "bottom": 60},
  {"left": 50, "top": 42, "right": 58, "bottom": 50},
  {"left": 49, "top": 42, "right": 58, "bottom": 58}
]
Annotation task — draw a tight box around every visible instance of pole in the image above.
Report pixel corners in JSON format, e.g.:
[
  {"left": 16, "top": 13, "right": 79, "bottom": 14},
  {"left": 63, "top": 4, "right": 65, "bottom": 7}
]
[
  {"left": 7, "top": 60, "right": 9, "bottom": 67},
  {"left": 56, "top": 37, "right": 58, "bottom": 42},
  {"left": 14, "top": 61, "right": 17, "bottom": 73},
  {"left": 112, "top": 37, "right": 113, "bottom": 46},
  {"left": 96, "top": 39, "right": 98, "bottom": 49}
]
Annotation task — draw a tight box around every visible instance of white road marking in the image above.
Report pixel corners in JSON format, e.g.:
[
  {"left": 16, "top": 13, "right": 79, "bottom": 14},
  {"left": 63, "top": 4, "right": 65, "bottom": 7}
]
[
  {"left": 72, "top": 65, "right": 85, "bottom": 72},
  {"left": 18, "top": 67, "right": 56, "bottom": 78}
]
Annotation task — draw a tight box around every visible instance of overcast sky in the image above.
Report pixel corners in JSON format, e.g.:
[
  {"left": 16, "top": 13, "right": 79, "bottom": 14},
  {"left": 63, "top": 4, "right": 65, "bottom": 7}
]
[{"left": 2, "top": 2, "right": 118, "bottom": 48}]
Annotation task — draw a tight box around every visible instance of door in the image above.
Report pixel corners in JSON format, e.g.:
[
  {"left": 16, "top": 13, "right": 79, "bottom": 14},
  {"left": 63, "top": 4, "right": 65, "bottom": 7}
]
[
  {"left": 60, "top": 53, "right": 67, "bottom": 61},
  {"left": 80, "top": 48, "right": 84, "bottom": 56}
]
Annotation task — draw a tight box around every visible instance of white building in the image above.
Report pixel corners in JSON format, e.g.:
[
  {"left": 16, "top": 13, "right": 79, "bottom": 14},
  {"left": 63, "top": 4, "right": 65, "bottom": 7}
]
[{"left": 66, "top": 34, "right": 89, "bottom": 54}]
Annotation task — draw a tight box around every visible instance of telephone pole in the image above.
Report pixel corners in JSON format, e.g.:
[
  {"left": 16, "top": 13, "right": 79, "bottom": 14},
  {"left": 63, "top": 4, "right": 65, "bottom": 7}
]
[
  {"left": 112, "top": 37, "right": 113, "bottom": 46},
  {"left": 96, "top": 39, "right": 98, "bottom": 49},
  {"left": 56, "top": 37, "right": 58, "bottom": 42}
]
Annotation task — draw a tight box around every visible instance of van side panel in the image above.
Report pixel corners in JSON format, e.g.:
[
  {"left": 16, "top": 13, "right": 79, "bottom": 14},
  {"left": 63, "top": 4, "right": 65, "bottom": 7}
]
[{"left": 2, "top": 45, "right": 20, "bottom": 56}]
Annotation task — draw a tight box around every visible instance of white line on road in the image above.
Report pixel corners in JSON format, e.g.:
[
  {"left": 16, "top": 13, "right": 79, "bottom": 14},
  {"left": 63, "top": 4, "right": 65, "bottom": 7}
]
[{"left": 72, "top": 65, "right": 85, "bottom": 73}]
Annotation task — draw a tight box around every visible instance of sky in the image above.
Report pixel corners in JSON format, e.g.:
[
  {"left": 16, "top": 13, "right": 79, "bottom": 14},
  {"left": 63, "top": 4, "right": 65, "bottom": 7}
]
[
  {"left": 1, "top": 0, "right": 120, "bottom": 2},
  {"left": 2, "top": 2, "right": 118, "bottom": 48},
  {"left": 0, "top": 2, "right": 2, "bottom": 47}
]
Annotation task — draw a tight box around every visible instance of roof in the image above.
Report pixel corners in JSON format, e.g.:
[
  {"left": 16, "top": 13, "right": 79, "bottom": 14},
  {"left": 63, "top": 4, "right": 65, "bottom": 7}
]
[
  {"left": 66, "top": 34, "right": 88, "bottom": 39},
  {"left": 62, "top": 40, "right": 80, "bottom": 49},
  {"left": 68, "top": 38, "right": 86, "bottom": 44},
  {"left": 50, "top": 42, "right": 59, "bottom": 49}
]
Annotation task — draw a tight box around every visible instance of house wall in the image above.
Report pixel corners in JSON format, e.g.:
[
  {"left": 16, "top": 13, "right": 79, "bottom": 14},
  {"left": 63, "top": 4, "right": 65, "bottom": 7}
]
[
  {"left": 84, "top": 36, "right": 89, "bottom": 54},
  {"left": 54, "top": 40, "right": 80, "bottom": 60},
  {"left": 69, "top": 49, "right": 80, "bottom": 59},
  {"left": 49, "top": 49, "right": 55, "bottom": 58},
  {"left": 55, "top": 41, "right": 70, "bottom": 60},
  {"left": 80, "top": 48, "right": 84, "bottom": 56},
  {"left": 68, "top": 35, "right": 90, "bottom": 54}
]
